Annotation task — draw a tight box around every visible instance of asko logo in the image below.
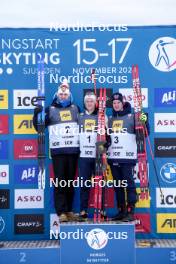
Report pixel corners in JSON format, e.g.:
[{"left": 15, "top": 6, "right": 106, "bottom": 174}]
[
  {"left": 156, "top": 188, "right": 176, "bottom": 208},
  {"left": 157, "top": 214, "right": 176, "bottom": 233},
  {"left": 154, "top": 138, "right": 176, "bottom": 157},
  {"left": 14, "top": 189, "right": 44, "bottom": 209},
  {"left": 0, "top": 90, "right": 8, "bottom": 109},
  {"left": 119, "top": 88, "right": 148, "bottom": 108},
  {"left": 154, "top": 113, "right": 176, "bottom": 132},
  {"left": 13, "top": 90, "right": 38, "bottom": 109},
  {"left": 14, "top": 214, "right": 44, "bottom": 234},
  {"left": 14, "top": 139, "right": 38, "bottom": 159},
  {"left": 0, "top": 165, "right": 9, "bottom": 184},
  {"left": 0, "top": 115, "right": 9, "bottom": 134},
  {"left": 134, "top": 214, "right": 151, "bottom": 233},
  {"left": 14, "top": 115, "right": 36, "bottom": 134}
]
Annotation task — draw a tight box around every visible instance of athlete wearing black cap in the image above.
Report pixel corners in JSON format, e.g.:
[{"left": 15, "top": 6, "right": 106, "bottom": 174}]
[{"left": 107, "top": 92, "right": 149, "bottom": 221}]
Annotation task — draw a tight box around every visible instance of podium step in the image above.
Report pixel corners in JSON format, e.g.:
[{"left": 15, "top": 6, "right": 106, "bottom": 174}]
[{"left": 0, "top": 239, "right": 175, "bottom": 264}]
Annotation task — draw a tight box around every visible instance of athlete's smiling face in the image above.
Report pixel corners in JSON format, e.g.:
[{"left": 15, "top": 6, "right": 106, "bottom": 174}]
[
  {"left": 85, "top": 98, "right": 96, "bottom": 113},
  {"left": 113, "top": 100, "right": 123, "bottom": 112}
]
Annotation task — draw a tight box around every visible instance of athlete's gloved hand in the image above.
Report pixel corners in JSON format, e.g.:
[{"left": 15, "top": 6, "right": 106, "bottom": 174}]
[
  {"left": 139, "top": 112, "right": 147, "bottom": 123},
  {"left": 34, "top": 105, "right": 43, "bottom": 115}
]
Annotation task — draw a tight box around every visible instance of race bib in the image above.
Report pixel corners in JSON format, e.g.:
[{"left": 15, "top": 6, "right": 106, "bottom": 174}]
[
  {"left": 79, "top": 132, "right": 97, "bottom": 158},
  {"left": 108, "top": 133, "right": 137, "bottom": 160},
  {"left": 49, "top": 122, "right": 79, "bottom": 149}
]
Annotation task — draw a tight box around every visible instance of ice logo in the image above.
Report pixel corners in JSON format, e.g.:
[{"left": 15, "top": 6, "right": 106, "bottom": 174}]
[
  {"left": 149, "top": 37, "right": 176, "bottom": 72},
  {"left": 0, "top": 216, "right": 5, "bottom": 234},
  {"left": 160, "top": 163, "right": 176, "bottom": 183},
  {"left": 86, "top": 228, "right": 108, "bottom": 250}
]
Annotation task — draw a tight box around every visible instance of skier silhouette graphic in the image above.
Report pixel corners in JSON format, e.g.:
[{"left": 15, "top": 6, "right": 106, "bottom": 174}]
[
  {"left": 155, "top": 40, "right": 174, "bottom": 68},
  {"left": 90, "top": 231, "right": 106, "bottom": 248}
]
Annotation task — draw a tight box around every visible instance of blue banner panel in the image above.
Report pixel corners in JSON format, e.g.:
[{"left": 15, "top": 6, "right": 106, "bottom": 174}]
[
  {"left": 60, "top": 224, "right": 135, "bottom": 264},
  {"left": 0, "top": 26, "right": 176, "bottom": 240}
]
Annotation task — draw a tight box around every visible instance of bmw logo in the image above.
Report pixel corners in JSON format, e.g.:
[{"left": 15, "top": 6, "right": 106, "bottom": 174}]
[{"left": 160, "top": 163, "right": 176, "bottom": 183}]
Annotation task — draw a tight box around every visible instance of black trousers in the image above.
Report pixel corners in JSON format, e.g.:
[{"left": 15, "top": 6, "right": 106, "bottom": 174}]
[
  {"left": 109, "top": 162, "right": 137, "bottom": 208},
  {"left": 52, "top": 154, "right": 78, "bottom": 216},
  {"left": 79, "top": 158, "right": 95, "bottom": 212}
]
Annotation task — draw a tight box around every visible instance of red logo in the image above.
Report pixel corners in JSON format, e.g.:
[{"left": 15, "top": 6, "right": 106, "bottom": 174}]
[
  {"left": 14, "top": 139, "right": 38, "bottom": 159},
  {"left": 89, "top": 187, "right": 114, "bottom": 208},
  {"left": 0, "top": 115, "right": 9, "bottom": 134},
  {"left": 135, "top": 213, "right": 151, "bottom": 233}
]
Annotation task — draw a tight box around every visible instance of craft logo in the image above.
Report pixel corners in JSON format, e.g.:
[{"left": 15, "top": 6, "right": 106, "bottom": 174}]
[
  {"left": 136, "top": 188, "right": 150, "bottom": 208},
  {"left": 14, "top": 115, "right": 36, "bottom": 134},
  {"left": 119, "top": 88, "right": 148, "bottom": 108},
  {"left": 84, "top": 119, "right": 96, "bottom": 131},
  {"left": 0, "top": 140, "right": 8, "bottom": 159},
  {"left": 86, "top": 229, "right": 108, "bottom": 250},
  {"left": 134, "top": 214, "right": 151, "bottom": 233},
  {"left": 154, "top": 113, "right": 176, "bottom": 132},
  {"left": 154, "top": 88, "right": 176, "bottom": 107},
  {"left": 154, "top": 138, "right": 176, "bottom": 157},
  {"left": 0, "top": 90, "right": 8, "bottom": 109},
  {"left": 156, "top": 188, "right": 176, "bottom": 208},
  {"left": 149, "top": 37, "right": 176, "bottom": 72},
  {"left": 157, "top": 214, "right": 176, "bottom": 233},
  {"left": 160, "top": 163, "right": 176, "bottom": 183},
  {"left": 0, "top": 115, "right": 9, "bottom": 134},
  {"left": 0, "top": 165, "right": 9, "bottom": 184},
  {"left": 0, "top": 189, "right": 10, "bottom": 209},
  {"left": 14, "top": 139, "right": 38, "bottom": 159},
  {"left": 14, "top": 189, "right": 44, "bottom": 209},
  {"left": 0, "top": 216, "right": 5, "bottom": 234},
  {"left": 14, "top": 165, "right": 38, "bottom": 184},
  {"left": 60, "top": 111, "right": 72, "bottom": 121},
  {"left": 13, "top": 90, "right": 38, "bottom": 109},
  {"left": 14, "top": 214, "right": 44, "bottom": 234}
]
